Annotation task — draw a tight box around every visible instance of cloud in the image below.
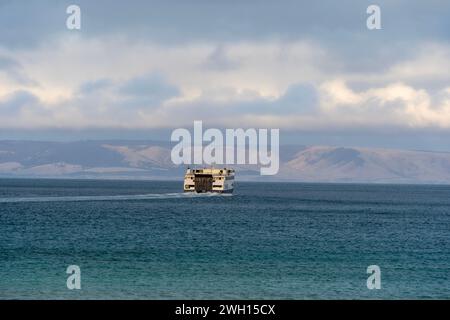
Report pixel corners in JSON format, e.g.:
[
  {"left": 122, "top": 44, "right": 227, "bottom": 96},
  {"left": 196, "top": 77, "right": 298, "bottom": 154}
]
[
  {"left": 78, "top": 78, "right": 113, "bottom": 95},
  {"left": 0, "top": 0, "right": 449, "bottom": 152},
  {"left": 386, "top": 43, "right": 450, "bottom": 87},
  {"left": 0, "top": 55, "right": 36, "bottom": 85},
  {"left": 202, "top": 45, "right": 240, "bottom": 71},
  {"left": 320, "top": 80, "right": 363, "bottom": 107},
  {"left": 319, "top": 80, "right": 450, "bottom": 128},
  {"left": 2, "top": 1, "right": 448, "bottom": 48},
  {"left": 118, "top": 73, "right": 180, "bottom": 107},
  {"left": 0, "top": 35, "right": 449, "bottom": 132},
  {"left": 0, "top": 90, "right": 40, "bottom": 115}
]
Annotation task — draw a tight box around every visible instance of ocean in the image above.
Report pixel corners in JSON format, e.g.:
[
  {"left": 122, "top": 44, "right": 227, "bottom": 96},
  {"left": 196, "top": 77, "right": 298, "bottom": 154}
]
[{"left": 0, "top": 179, "right": 449, "bottom": 299}]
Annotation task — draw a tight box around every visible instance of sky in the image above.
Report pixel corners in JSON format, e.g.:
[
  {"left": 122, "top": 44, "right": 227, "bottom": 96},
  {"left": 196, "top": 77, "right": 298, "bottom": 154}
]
[{"left": 0, "top": 0, "right": 449, "bottom": 150}]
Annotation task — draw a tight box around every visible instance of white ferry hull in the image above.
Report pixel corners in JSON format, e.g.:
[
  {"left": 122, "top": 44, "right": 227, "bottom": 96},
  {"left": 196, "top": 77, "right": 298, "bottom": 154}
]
[{"left": 183, "top": 168, "right": 235, "bottom": 194}]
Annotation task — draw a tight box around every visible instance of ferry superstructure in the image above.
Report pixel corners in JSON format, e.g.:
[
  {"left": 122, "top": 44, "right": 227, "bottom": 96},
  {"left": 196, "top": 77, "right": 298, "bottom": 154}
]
[{"left": 184, "top": 168, "right": 234, "bottom": 193}]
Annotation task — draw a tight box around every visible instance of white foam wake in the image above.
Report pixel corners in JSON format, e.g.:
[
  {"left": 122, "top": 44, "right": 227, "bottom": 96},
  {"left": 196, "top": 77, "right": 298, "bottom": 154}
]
[{"left": 0, "top": 192, "right": 231, "bottom": 203}]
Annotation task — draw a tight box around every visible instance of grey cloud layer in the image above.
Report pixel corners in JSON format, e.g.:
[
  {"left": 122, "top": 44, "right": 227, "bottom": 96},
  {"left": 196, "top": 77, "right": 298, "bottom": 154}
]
[
  {"left": 0, "top": 0, "right": 449, "bottom": 149},
  {"left": 1, "top": 0, "right": 448, "bottom": 47}
]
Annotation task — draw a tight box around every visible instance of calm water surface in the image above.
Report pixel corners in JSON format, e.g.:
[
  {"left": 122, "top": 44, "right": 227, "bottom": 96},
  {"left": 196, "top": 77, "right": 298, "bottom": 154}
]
[{"left": 0, "top": 179, "right": 449, "bottom": 299}]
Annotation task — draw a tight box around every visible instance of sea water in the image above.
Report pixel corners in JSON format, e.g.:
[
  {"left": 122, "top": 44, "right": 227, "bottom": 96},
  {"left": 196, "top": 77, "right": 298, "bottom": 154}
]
[{"left": 0, "top": 179, "right": 448, "bottom": 299}]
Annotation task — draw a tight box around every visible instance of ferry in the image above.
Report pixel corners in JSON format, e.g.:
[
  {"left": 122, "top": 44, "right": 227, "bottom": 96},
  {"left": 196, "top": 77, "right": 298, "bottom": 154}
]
[{"left": 184, "top": 168, "right": 235, "bottom": 193}]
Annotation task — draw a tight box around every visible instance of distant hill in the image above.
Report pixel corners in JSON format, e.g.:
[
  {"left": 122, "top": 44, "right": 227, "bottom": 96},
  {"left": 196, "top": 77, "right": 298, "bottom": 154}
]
[
  {"left": 1, "top": 141, "right": 450, "bottom": 184},
  {"left": 279, "top": 146, "right": 450, "bottom": 184}
]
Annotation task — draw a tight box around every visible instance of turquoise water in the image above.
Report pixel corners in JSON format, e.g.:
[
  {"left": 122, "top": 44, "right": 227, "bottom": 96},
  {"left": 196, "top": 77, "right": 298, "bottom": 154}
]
[{"left": 0, "top": 179, "right": 449, "bottom": 299}]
